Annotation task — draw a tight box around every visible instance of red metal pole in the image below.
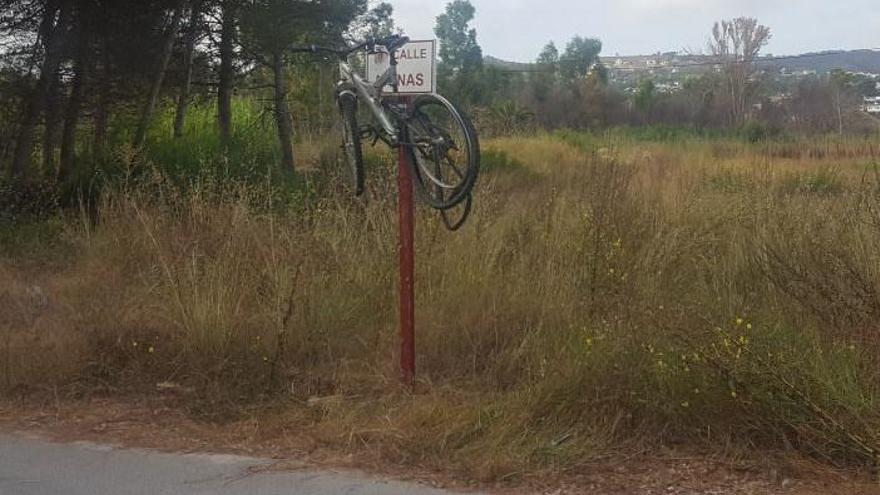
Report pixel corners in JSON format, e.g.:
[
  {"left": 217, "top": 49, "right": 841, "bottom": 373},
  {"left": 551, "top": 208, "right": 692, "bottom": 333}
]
[{"left": 397, "top": 113, "right": 416, "bottom": 388}]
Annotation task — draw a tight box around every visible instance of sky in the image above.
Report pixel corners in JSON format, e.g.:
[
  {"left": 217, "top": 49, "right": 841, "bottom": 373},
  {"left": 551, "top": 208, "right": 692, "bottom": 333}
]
[{"left": 385, "top": 0, "right": 880, "bottom": 62}]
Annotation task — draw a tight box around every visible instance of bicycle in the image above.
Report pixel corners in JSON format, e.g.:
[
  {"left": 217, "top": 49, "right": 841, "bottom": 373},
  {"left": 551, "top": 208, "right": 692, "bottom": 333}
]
[{"left": 292, "top": 34, "right": 479, "bottom": 216}]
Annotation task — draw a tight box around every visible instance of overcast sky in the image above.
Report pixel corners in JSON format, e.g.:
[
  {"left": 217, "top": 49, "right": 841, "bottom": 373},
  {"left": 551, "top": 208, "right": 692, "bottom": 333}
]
[{"left": 386, "top": 0, "right": 880, "bottom": 61}]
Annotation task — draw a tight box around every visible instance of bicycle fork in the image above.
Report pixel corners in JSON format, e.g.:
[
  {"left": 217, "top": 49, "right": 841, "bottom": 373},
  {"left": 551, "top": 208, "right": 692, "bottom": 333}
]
[{"left": 336, "top": 76, "right": 398, "bottom": 143}]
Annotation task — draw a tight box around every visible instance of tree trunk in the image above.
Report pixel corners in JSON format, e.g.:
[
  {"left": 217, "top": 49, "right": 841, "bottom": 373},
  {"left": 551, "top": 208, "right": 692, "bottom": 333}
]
[
  {"left": 10, "top": 0, "right": 67, "bottom": 178},
  {"left": 727, "top": 67, "right": 739, "bottom": 126},
  {"left": 271, "top": 51, "right": 294, "bottom": 172},
  {"left": 217, "top": 0, "right": 236, "bottom": 148},
  {"left": 10, "top": 86, "right": 41, "bottom": 178},
  {"left": 59, "top": 17, "right": 89, "bottom": 183},
  {"left": 174, "top": 0, "right": 203, "bottom": 138},
  {"left": 42, "top": 57, "right": 64, "bottom": 175},
  {"left": 42, "top": 0, "right": 69, "bottom": 176},
  {"left": 92, "top": 43, "right": 111, "bottom": 156},
  {"left": 133, "top": 0, "right": 186, "bottom": 147},
  {"left": 836, "top": 87, "right": 844, "bottom": 135}
]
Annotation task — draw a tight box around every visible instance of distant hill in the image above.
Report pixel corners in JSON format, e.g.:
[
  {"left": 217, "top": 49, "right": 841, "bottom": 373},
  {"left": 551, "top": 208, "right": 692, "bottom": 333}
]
[
  {"left": 757, "top": 50, "right": 880, "bottom": 73},
  {"left": 483, "top": 55, "right": 535, "bottom": 72},
  {"left": 484, "top": 49, "right": 880, "bottom": 75}
]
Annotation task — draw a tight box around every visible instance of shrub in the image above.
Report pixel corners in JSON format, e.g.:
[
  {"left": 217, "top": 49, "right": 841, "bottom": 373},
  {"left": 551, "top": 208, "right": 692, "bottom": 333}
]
[{"left": 0, "top": 178, "right": 59, "bottom": 224}]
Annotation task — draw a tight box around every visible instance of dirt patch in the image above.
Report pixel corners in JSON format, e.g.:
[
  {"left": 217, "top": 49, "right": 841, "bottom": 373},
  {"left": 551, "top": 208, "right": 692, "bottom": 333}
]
[{"left": 0, "top": 396, "right": 876, "bottom": 495}]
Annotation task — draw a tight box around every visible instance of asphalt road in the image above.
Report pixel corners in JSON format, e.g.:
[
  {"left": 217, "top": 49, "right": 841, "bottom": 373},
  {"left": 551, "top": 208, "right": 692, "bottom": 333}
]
[{"left": 0, "top": 434, "right": 470, "bottom": 495}]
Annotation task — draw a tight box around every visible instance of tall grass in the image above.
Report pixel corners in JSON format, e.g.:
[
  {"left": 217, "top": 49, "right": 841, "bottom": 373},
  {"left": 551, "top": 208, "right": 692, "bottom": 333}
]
[
  {"left": 145, "top": 98, "right": 282, "bottom": 180},
  {"left": 2, "top": 127, "right": 880, "bottom": 479}
]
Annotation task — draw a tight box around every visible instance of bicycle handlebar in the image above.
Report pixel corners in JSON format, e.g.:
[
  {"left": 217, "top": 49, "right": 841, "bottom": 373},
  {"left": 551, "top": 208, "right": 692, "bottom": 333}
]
[{"left": 291, "top": 34, "right": 410, "bottom": 58}]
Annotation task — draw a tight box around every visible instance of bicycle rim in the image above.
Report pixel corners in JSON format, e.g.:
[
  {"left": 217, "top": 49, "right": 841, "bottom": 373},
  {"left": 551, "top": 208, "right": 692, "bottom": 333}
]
[{"left": 405, "top": 94, "right": 479, "bottom": 210}]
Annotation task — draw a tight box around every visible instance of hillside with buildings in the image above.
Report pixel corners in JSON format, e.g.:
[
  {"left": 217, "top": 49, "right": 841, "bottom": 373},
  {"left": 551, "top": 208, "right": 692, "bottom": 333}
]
[
  {"left": 486, "top": 49, "right": 880, "bottom": 116},
  {"left": 598, "top": 49, "right": 880, "bottom": 74},
  {"left": 486, "top": 49, "right": 880, "bottom": 76}
]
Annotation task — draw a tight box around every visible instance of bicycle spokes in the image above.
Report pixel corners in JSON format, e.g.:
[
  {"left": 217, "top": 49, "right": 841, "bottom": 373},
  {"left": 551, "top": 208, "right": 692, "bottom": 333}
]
[
  {"left": 403, "top": 95, "right": 479, "bottom": 212},
  {"left": 411, "top": 142, "right": 459, "bottom": 190}
]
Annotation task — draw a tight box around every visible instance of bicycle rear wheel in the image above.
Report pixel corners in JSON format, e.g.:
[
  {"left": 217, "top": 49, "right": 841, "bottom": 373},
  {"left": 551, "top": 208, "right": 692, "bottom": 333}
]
[
  {"left": 405, "top": 94, "right": 479, "bottom": 210},
  {"left": 338, "top": 92, "right": 365, "bottom": 196}
]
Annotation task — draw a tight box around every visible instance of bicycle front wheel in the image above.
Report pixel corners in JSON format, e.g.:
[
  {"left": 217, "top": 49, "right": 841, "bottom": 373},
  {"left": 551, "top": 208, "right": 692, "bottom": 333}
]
[{"left": 405, "top": 94, "right": 479, "bottom": 210}]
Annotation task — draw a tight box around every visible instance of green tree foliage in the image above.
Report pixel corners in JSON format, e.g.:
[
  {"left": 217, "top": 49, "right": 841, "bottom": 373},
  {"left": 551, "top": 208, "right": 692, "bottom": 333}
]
[
  {"left": 633, "top": 79, "right": 657, "bottom": 124},
  {"left": 434, "top": 0, "right": 483, "bottom": 107},
  {"left": 532, "top": 41, "right": 559, "bottom": 101},
  {"left": 238, "top": 0, "right": 365, "bottom": 171},
  {"left": 560, "top": 36, "right": 602, "bottom": 81},
  {"left": 435, "top": 0, "right": 482, "bottom": 72},
  {"left": 521, "top": 35, "right": 607, "bottom": 129},
  {"left": 353, "top": 1, "right": 394, "bottom": 38},
  {"left": 634, "top": 79, "right": 656, "bottom": 114},
  {"left": 239, "top": 0, "right": 362, "bottom": 56},
  {"left": 537, "top": 41, "right": 559, "bottom": 68},
  {"left": 582, "top": 64, "right": 610, "bottom": 127}
]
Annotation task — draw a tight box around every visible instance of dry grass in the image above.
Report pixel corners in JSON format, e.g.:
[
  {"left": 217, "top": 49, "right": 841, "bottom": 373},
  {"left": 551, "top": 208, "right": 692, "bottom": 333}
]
[{"left": 2, "top": 130, "right": 880, "bottom": 481}]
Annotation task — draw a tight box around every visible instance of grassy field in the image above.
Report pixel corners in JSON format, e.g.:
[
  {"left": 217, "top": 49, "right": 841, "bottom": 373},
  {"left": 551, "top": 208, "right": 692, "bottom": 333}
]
[{"left": 2, "top": 125, "right": 880, "bottom": 482}]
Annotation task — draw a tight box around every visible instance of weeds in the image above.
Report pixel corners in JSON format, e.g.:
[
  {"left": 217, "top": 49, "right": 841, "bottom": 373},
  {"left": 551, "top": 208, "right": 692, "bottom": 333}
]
[{"left": 2, "top": 129, "right": 880, "bottom": 478}]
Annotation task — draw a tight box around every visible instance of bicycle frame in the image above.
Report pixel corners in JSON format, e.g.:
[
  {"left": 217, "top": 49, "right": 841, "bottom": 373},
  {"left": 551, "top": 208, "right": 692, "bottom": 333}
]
[{"left": 337, "top": 55, "right": 402, "bottom": 142}]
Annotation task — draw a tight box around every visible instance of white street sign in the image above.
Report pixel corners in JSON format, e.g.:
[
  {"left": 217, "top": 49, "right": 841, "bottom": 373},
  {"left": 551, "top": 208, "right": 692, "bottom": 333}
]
[{"left": 366, "top": 40, "right": 437, "bottom": 95}]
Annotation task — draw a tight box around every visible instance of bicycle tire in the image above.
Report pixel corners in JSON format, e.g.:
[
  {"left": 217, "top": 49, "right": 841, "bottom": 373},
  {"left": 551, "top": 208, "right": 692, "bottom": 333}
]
[
  {"left": 440, "top": 192, "right": 472, "bottom": 231},
  {"left": 338, "top": 92, "right": 365, "bottom": 196},
  {"left": 404, "top": 94, "right": 479, "bottom": 210}
]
